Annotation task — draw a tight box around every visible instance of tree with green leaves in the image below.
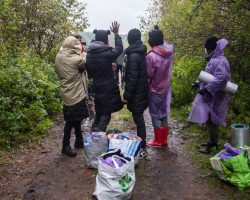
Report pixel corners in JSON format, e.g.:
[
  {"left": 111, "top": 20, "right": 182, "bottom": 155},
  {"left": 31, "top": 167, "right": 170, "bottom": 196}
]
[
  {"left": 0, "top": 0, "right": 88, "bottom": 150},
  {"left": 0, "top": 0, "right": 88, "bottom": 57},
  {"left": 140, "top": 0, "right": 250, "bottom": 123}
]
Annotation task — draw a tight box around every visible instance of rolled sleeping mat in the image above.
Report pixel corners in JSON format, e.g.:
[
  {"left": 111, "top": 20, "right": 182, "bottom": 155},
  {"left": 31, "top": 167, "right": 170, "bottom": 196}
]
[
  {"left": 198, "top": 71, "right": 214, "bottom": 82},
  {"left": 198, "top": 71, "right": 238, "bottom": 95},
  {"left": 231, "top": 124, "right": 249, "bottom": 147}
]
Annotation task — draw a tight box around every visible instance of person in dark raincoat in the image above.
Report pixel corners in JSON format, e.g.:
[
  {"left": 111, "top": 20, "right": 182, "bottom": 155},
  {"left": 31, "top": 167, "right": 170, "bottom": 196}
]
[
  {"left": 86, "top": 21, "right": 123, "bottom": 132},
  {"left": 123, "top": 29, "right": 148, "bottom": 157}
]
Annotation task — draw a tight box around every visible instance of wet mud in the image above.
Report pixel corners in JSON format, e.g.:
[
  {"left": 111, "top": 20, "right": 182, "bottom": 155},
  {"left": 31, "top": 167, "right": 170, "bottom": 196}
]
[{"left": 0, "top": 110, "right": 233, "bottom": 200}]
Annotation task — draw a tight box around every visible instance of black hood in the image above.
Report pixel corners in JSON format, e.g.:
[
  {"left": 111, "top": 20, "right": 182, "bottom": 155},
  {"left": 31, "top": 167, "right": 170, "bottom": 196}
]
[
  {"left": 126, "top": 41, "right": 147, "bottom": 55},
  {"left": 87, "top": 41, "right": 112, "bottom": 54}
]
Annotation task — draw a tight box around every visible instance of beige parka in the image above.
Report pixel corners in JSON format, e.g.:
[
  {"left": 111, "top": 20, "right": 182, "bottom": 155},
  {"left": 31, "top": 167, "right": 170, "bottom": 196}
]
[{"left": 55, "top": 36, "right": 87, "bottom": 106}]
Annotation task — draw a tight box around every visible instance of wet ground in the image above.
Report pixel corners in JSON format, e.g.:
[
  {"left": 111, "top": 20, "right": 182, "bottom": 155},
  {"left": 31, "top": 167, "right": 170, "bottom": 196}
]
[{"left": 0, "top": 109, "right": 241, "bottom": 200}]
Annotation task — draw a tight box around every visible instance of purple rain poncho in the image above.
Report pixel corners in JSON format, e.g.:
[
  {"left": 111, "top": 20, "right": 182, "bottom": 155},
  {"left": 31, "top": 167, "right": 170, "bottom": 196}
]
[
  {"left": 188, "top": 39, "right": 231, "bottom": 126},
  {"left": 146, "top": 42, "right": 174, "bottom": 118}
]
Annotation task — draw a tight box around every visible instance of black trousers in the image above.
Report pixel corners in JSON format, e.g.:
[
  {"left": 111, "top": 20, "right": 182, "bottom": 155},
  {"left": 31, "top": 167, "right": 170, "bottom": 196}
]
[
  {"left": 63, "top": 121, "right": 82, "bottom": 146},
  {"left": 208, "top": 121, "right": 219, "bottom": 145},
  {"left": 92, "top": 113, "right": 111, "bottom": 132},
  {"left": 132, "top": 112, "right": 146, "bottom": 149},
  {"left": 207, "top": 113, "right": 219, "bottom": 145}
]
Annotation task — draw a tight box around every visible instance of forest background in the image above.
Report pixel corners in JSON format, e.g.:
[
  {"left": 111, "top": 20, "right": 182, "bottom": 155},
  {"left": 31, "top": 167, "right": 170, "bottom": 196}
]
[{"left": 0, "top": 0, "right": 249, "bottom": 151}]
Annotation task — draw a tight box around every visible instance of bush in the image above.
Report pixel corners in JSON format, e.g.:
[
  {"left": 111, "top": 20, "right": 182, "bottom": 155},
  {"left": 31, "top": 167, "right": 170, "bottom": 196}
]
[
  {"left": 171, "top": 56, "right": 204, "bottom": 107},
  {"left": 0, "top": 50, "right": 61, "bottom": 150}
]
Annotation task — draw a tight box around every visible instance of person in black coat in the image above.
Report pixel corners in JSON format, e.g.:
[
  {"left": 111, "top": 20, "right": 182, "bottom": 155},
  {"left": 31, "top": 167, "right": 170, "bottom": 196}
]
[
  {"left": 86, "top": 21, "right": 124, "bottom": 131},
  {"left": 123, "top": 29, "right": 149, "bottom": 156}
]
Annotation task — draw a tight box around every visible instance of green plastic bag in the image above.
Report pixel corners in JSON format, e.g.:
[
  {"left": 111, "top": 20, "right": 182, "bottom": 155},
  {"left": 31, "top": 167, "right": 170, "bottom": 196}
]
[{"left": 221, "top": 152, "right": 250, "bottom": 190}]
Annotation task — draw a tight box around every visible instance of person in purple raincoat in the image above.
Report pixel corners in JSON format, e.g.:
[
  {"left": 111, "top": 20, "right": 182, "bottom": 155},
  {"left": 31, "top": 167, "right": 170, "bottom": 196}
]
[
  {"left": 146, "top": 26, "right": 174, "bottom": 147},
  {"left": 188, "top": 36, "right": 231, "bottom": 154}
]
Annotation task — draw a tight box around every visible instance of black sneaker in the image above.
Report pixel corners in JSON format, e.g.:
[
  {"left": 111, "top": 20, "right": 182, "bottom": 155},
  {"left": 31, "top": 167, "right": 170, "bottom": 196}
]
[
  {"left": 199, "top": 143, "right": 218, "bottom": 154},
  {"left": 62, "top": 146, "right": 77, "bottom": 157},
  {"left": 74, "top": 140, "right": 84, "bottom": 148},
  {"left": 199, "top": 146, "right": 211, "bottom": 154}
]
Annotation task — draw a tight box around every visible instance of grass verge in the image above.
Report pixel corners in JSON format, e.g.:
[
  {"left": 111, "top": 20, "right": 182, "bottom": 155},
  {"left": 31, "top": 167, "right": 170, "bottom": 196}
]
[
  {"left": 107, "top": 105, "right": 133, "bottom": 131},
  {"left": 171, "top": 108, "right": 250, "bottom": 199}
]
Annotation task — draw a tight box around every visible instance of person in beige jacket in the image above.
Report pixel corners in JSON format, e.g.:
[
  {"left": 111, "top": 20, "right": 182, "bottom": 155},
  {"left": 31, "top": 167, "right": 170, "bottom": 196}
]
[{"left": 55, "top": 36, "right": 89, "bottom": 157}]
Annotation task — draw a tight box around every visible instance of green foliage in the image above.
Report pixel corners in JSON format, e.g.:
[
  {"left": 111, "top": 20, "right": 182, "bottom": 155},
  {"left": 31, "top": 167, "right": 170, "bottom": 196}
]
[
  {"left": 0, "top": 0, "right": 88, "bottom": 150},
  {"left": 108, "top": 107, "right": 133, "bottom": 131},
  {"left": 172, "top": 56, "right": 204, "bottom": 106},
  {"left": 0, "top": 0, "right": 88, "bottom": 57},
  {"left": 172, "top": 107, "right": 250, "bottom": 196},
  {"left": 0, "top": 50, "right": 61, "bottom": 150}
]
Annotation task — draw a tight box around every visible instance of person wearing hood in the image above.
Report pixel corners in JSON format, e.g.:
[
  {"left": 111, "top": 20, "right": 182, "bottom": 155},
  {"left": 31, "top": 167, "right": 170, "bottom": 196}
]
[
  {"left": 188, "top": 36, "right": 231, "bottom": 154},
  {"left": 74, "top": 34, "right": 86, "bottom": 55},
  {"left": 123, "top": 28, "right": 148, "bottom": 157},
  {"left": 146, "top": 26, "right": 174, "bottom": 148},
  {"left": 86, "top": 21, "right": 123, "bottom": 132},
  {"left": 55, "top": 36, "right": 89, "bottom": 157}
]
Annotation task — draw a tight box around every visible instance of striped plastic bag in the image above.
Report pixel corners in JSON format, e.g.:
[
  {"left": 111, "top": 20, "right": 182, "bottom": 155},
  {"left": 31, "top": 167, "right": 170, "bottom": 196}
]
[{"left": 108, "top": 133, "right": 141, "bottom": 157}]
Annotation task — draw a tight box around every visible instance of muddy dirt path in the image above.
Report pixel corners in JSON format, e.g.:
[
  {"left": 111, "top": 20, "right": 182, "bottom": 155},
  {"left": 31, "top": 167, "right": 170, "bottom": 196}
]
[{"left": 0, "top": 110, "right": 232, "bottom": 200}]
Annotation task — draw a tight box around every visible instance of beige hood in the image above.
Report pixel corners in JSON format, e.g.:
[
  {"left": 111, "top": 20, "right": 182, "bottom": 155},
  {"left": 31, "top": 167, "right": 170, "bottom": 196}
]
[{"left": 55, "top": 36, "right": 87, "bottom": 106}]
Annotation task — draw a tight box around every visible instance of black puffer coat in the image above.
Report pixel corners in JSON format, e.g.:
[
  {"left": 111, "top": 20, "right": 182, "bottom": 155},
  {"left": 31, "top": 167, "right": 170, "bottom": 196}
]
[
  {"left": 124, "top": 41, "right": 148, "bottom": 113},
  {"left": 86, "top": 35, "right": 123, "bottom": 114}
]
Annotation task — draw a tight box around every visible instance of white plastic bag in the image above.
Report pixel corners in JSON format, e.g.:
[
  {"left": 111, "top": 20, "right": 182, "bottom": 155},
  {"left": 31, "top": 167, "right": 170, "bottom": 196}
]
[
  {"left": 83, "top": 132, "right": 107, "bottom": 169},
  {"left": 108, "top": 133, "right": 141, "bottom": 166},
  {"left": 93, "top": 151, "right": 135, "bottom": 200},
  {"left": 108, "top": 133, "right": 141, "bottom": 157}
]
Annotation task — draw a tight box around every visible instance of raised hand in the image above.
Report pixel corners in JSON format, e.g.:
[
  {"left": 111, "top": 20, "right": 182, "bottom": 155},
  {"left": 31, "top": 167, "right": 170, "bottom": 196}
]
[{"left": 110, "top": 21, "right": 120, "bottom": 35}]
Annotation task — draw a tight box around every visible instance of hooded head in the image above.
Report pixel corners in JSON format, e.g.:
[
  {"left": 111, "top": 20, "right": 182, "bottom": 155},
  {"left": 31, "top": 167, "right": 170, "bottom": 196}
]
[
  {"left": 74, "top": 34, "right": 82, "bottom": 42},
  {"left": 60, "top": 36, "right": 81, "bottom": 54},
  {"left": 127, "top": 29, "right": 141, "bottom": 45},
  {"left": 204, "top": 36, "right": 219, "bottom": 61},
  {"left": 148, "top": 25, "right": 164, "bottom": 47},
  {"left": 205, "top": 36, "right": 218, "bottom": 51},
  {"left": 93, "top": 29, "right": 111, "bottom": 45}
]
